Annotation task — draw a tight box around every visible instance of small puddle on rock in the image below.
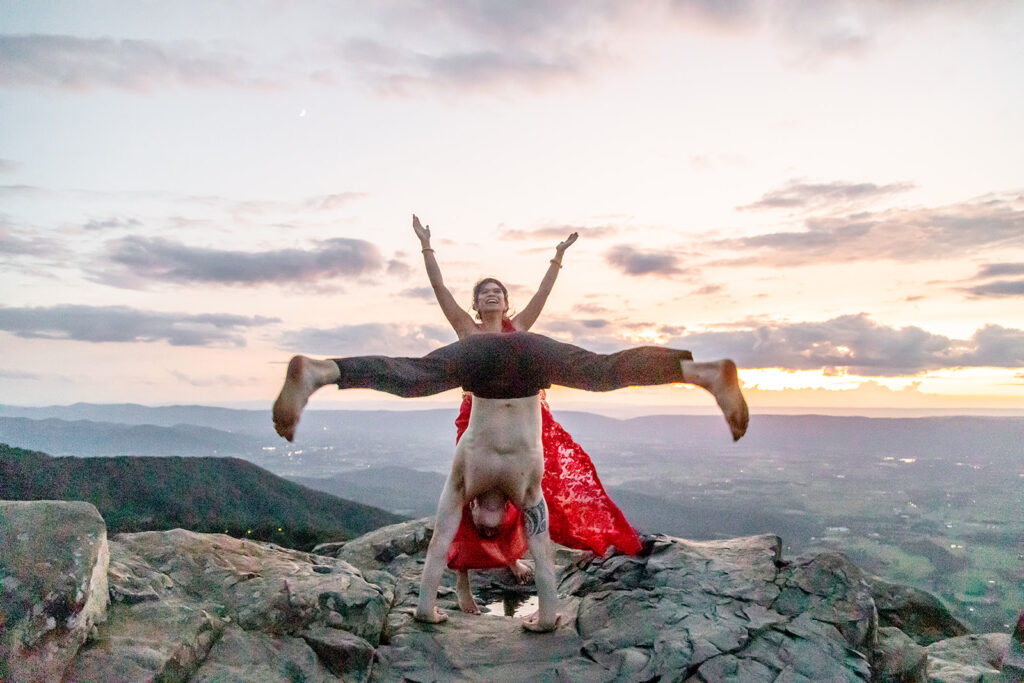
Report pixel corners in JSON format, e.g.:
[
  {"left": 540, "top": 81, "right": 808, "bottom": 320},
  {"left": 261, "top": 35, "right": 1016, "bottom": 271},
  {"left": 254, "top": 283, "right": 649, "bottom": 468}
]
[{"left": 481, "top": 594, "right": 538, "bottom": 618}]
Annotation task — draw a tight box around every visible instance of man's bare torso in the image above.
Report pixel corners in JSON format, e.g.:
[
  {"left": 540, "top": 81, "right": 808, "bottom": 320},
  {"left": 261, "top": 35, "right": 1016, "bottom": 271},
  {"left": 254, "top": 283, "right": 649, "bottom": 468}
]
[{"left": 452, "top": 394, "right": 544, "bottom": 506}]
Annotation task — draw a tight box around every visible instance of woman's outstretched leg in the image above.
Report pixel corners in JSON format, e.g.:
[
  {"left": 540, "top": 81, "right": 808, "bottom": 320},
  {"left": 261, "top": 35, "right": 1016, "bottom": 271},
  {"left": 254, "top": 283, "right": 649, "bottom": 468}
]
[
  {"left": 273, "top": 344, "right": 461, "bottom": 442},
  {"left": 507, "top": 334, "right": 749, "bottom": 441},
  {"left": 273, "top": 356, "right": 339, "bottom": 442}
]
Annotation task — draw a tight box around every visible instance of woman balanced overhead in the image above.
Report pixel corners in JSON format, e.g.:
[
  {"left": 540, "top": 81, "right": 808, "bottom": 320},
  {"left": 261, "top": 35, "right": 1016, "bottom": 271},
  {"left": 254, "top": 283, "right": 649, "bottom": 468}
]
[{"left": 412, "top": 213, "right": 645, "bottom": 615}]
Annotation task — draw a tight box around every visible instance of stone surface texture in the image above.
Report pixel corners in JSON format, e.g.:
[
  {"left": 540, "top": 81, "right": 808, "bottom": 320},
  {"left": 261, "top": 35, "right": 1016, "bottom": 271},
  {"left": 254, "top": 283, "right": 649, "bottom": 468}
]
[
  {"left": 868, "top": 575, "right": 972, "bottom": 645},
  {"left": 1, "top": 500, "right": 109, "bottom": 683},
  {"left": 924, "top": 633, "right": 1010, "bottom": 683},
  {"left": 2, "top": 502, "right": 1017, "bottom": 682}
]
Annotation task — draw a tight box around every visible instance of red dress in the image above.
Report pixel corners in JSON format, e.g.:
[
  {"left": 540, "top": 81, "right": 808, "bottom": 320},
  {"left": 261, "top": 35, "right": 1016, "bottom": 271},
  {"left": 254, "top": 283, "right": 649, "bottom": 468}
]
[{"left": 445, "top": 322, "right": 642, "bottom": 569}]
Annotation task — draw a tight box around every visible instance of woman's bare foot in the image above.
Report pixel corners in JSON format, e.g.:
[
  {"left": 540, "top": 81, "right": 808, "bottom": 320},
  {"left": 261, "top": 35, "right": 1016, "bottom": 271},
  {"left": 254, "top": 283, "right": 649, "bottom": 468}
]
[
  {"left": 681, "top": 359, "right": 749, "bottom": 441},
  {"left": 710, "top": 360, "right": 748, "bottom": 441},
  {"left": 455, "top": 571, "right": 481, "bottom": 614},
  {"left": 413, "top": 605, "right": 448, "bottom": 624},
  {"left": 456, "top": 591, "right": 481, "bottom": 614},
  {"left": 509, "top": 560, "right": 533, "bottom": 583},
  {"left": 520, "top": 610, "right": 561, "bottom": 633},
  {"left": 272, "top": 356, "right": 337, "bottom": 442}
]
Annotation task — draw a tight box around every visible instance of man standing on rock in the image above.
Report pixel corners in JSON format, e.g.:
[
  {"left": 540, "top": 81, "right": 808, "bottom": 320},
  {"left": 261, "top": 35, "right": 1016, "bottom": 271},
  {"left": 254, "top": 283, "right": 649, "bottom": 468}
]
[{"left": 273, "top": 331, "right": 748, "bottom": 632}]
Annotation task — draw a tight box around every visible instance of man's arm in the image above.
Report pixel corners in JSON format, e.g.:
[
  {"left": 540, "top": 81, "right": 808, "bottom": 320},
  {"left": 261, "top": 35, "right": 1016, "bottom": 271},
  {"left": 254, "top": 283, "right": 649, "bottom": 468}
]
[
  {"left": 520, "top": 494, "right": 559, "bottom": 632},
  {"left": 511, "top": 232, "right": 577, "bottom": 331}
]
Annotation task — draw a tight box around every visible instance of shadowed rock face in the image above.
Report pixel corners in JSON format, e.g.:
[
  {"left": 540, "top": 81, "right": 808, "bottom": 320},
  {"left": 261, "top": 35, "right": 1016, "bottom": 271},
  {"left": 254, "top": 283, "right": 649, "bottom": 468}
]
[
  {"left": 867, "top": 576, "right": 971, "bottom": 646},
  {"left": 2, "top": 504, "right": 1016, "bottom": 681}
]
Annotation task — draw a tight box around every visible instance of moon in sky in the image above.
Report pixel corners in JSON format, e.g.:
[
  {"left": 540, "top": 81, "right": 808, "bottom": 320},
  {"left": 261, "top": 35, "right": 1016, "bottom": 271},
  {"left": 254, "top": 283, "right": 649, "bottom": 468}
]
[{"left": 299, "top": 109, "right": 307, "bottom": 117}]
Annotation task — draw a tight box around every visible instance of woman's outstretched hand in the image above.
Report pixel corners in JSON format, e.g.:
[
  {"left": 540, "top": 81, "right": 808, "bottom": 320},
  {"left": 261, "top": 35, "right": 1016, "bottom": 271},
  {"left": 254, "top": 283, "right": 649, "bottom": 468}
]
[
  {"left": 412, "top": 214, "right": 431, "bottom": 245},
  {"left": 556, "top": 232, "right": 578, "bottom": 253}
]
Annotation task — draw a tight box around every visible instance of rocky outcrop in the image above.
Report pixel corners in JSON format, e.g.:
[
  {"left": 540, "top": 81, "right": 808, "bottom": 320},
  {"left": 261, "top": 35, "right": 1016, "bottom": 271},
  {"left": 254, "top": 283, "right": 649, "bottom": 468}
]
[
  {"left": 0, "top": 501, "right": 109, "bottom": 682},
  {"left": 2, "top": 502, "right": 1018, "bottom": 681},
  {"left": 867, "top": 576, "right": 971, "bottom": 645},
  {"left": 924, "top": 633, "right": 1010, "bottom": 683},
  {"left": 66, "top": 528, "right": 390, "bottom": 682},
  {"left": 872, "top": 627, "right": 927, "bottom": 683}
]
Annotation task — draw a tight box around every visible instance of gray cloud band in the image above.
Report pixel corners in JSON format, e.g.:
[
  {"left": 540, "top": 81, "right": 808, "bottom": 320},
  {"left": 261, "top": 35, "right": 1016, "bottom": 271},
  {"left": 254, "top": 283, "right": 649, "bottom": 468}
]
[
  {"left": 0, "top": 305, "right": 278, "bottom": 347},
  {"left": 671, "top": 314, "right": 1024, "bottom": 376},
  {"left": 715, "top": 194, "right": 1024, "bottom": 265},
  {"left": 739, "top": 180, "right": 916, "bottom": 211},
  {"left": 605, "top": 245, "right": 682, "bottom": 276},
  {"left": 0, "top": 34, "right": 267, "bottom": 91},
  {"left": 101, "top": 236, "right": 382, "bottom": 286}
]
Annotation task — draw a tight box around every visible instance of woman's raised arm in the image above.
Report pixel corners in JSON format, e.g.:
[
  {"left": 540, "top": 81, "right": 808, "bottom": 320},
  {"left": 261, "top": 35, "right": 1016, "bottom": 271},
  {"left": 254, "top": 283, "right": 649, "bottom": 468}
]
[
  {"left": 511, "top": 232, "right": 578, "bottom": 331},
  {"left": 413, "top": 214, "right": 477, "bottom": 338}
]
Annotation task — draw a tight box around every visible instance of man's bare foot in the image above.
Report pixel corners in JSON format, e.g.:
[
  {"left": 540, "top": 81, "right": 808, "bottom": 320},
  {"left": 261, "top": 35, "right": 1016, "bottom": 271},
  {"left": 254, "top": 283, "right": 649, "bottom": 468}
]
[
  {"left": 710, "top": 360, "right": 748, "bottom": 441},
  {"left": 509, "top": 560, "right": 533, "bottom": 583},
  {"left": 273, "top": 355, "right": 333, "bottom": 442},
  {"left": 521, "top": 610, "right": 561, "bottom": 633},
  {"left": 413, "top": 605, "right": 448, "bottom": 624}
]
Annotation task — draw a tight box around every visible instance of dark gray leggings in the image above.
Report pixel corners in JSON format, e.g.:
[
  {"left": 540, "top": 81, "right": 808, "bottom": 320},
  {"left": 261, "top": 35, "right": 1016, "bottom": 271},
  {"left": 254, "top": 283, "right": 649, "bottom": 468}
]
[{"left": 331, "top": 332, "right": 691, "bottom": 399}]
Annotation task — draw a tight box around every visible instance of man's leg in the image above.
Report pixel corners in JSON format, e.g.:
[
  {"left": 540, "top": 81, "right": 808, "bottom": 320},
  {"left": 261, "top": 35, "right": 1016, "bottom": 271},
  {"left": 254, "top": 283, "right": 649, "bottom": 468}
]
[
  {"left": 519, "top": 491, "right": 559, "bottom": 632},
  {"left": 415, "top": 473, "right": 466, "bottom": 624}
]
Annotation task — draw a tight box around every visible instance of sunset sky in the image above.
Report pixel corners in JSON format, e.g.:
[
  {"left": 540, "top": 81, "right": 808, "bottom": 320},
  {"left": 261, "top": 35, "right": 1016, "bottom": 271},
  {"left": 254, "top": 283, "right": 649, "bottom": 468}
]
[{"left": 2, "top": 1, "right": 1022, "bottom": 416}]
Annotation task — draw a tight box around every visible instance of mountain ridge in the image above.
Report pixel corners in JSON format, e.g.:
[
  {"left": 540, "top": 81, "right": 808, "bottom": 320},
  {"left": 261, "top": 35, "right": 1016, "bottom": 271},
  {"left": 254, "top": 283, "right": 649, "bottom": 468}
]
[{"left": 0, "top": 443, "right": 403, "bottom": 550}]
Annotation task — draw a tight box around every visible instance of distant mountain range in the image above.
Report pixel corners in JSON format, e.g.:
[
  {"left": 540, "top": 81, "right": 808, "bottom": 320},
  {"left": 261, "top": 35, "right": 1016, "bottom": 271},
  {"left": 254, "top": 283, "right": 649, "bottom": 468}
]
[
  {"left": 3, "top": 403, "right": 1021, "bottom": 466},
  {"left": 290, "top": 464, "right": 825, "bottom": 545},
  {"left": 0, "top": 417, "right": 263, "bottom": 458},
  {"left": 0, "top": 443, "right": 404, "bottom": 550}
]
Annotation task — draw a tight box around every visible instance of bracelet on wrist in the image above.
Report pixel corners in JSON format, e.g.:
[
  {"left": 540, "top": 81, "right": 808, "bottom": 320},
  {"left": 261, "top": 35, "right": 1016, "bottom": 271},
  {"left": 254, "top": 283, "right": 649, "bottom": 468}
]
[
  {"left": 422, "top": 248, "right": 435, "bottom": 254},
  {"left": 550, "top": 259, "right": 562, "bottom": 268}
]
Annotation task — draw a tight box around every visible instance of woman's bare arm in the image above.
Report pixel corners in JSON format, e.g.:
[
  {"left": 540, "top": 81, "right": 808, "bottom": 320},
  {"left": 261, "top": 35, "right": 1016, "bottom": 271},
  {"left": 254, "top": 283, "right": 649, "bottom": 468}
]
[
  {"left": 413, "top": 215, "right": 477, "bottom": 338},
  {"left": 511, "top": 232, "right": 578, "bottom": 331}
]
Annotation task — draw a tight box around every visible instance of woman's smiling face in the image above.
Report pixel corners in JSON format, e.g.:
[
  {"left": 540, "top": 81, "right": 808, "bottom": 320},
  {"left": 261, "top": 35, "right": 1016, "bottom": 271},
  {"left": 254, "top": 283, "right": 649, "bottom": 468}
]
[{"left": 474, "top": 278, "right": 508, "bottom": 315}]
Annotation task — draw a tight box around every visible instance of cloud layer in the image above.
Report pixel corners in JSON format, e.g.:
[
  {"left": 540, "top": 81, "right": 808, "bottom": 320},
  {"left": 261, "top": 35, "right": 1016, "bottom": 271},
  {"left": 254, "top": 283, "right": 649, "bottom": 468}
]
[
  {"left": 717, "top": 192, "right": 1024, "bottom": 266},
  {"left": 605, "top": 245, "right": 683, "bottom": 276},
  {"left": 964, "top": 262, "right": 1024, "bottom": 298},
  {"left": 500, "top": 224, "right": 619, "bottom": 241},
  {"left": 0, "top": 305, "right": 278, "bottom": 346},
  {"left": 739, "top": 180, "right": 915, "bottom": 211},
  {"left": 3, "top": 2, "right": 1003, "bottom": 95},
  {"left": 101, "top": 236, "right": 383, "bottom": 286},
  {"left": 0, "top": 34, "right": 267, "bottom": 91},
  {"left": 670, "top": 314, "right": 1024, "bottom": 376}
]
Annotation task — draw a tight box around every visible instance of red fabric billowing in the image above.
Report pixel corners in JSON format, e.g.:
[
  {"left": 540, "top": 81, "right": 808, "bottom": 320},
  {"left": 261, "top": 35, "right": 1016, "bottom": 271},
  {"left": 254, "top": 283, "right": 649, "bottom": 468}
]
[{"left": 446, "top": 392, "right": 642, "bottom": 570}]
